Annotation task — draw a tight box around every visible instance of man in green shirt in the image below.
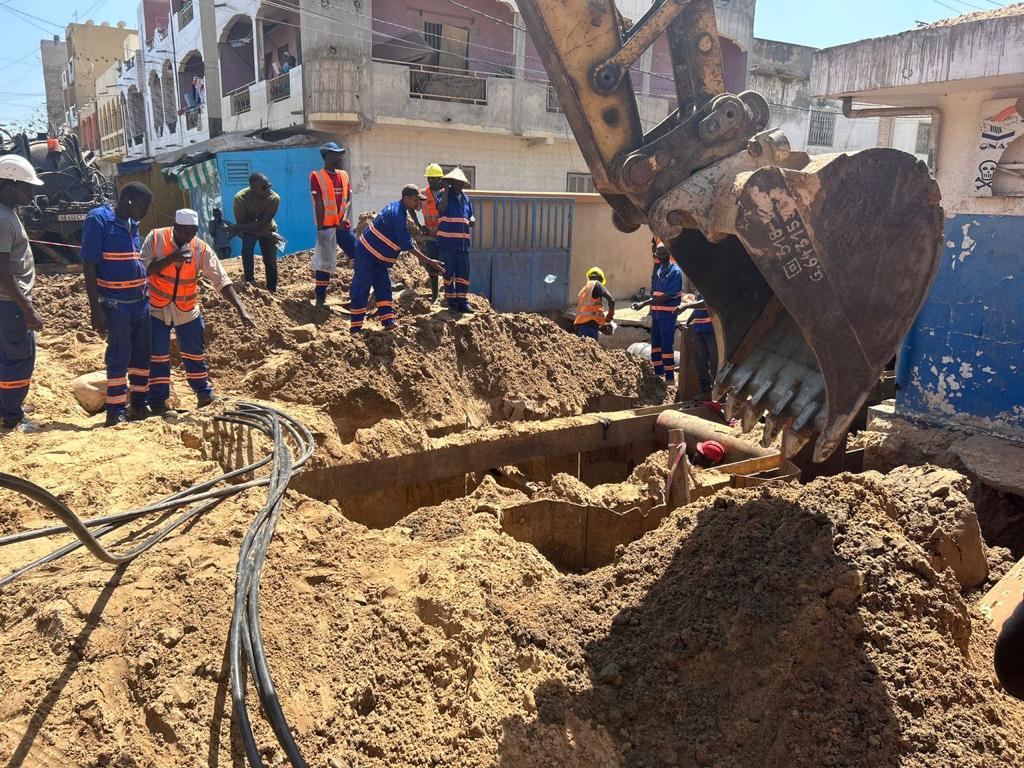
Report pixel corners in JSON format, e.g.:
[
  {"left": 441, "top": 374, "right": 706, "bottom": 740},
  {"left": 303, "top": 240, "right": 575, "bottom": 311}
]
[{"left": 230, "top": 172, "right": 281, "bottom": 292}]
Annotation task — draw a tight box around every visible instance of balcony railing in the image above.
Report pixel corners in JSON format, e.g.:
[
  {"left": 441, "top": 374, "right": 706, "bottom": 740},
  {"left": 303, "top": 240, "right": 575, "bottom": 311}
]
[
  {"left": 267, "top": 72, "right": 291, "bottom": 103},
  {"left": 230, "top": 87, "right": 251, "bottom": 115},
  {"left": 546, "top": 84, "right": 562, "bottom": 113},
  {"left": 177, "top": 1, "right": 194, "bottom": 29},
  {"left": 404, "top": 61, "right": 487, "bottom": 105},
  {"left": 185, "top": 106, "right": 202, "bottom": 130}
]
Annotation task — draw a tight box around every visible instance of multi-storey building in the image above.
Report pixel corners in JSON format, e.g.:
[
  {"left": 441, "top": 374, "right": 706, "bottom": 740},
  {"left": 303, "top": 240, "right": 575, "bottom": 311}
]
[
  {"left": 93, "top": 33, "right": 141, "bottom": 172},
  {"left": 750, "top": 37, "right": 931, "bottom": 162},
  {"left": 193, "top": 0, "right": 753, "bottom": 212},
  {"left": 60, "top": 21, "right": 137, "bottom": 144},
  {"left": 41, "top": 37, "right": 69, "bottom": 132}
]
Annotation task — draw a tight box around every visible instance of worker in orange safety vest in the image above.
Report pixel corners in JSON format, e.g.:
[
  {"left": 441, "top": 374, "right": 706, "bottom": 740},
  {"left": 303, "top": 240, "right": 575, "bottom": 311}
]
[
  {"left": 574, "top": 266, "right": 615, "bottom": 341},
  {"left": 141, "top": 209, "right": 254, "bottom": 414},
  {"left": 310, "top": 142, "right": 352, "bottom": 309},
  {"left": 418, "top": 162, "right": 445, "bottom": 303}
]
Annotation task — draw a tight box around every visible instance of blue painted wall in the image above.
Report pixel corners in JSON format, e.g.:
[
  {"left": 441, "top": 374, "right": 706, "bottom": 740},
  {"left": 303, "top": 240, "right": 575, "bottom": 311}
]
[
  {"left": 897, "top": 213, "right": 1024, "bottom": 438},
  {"left": 217, "top": 147, "right": 321, "bottom": 258}
]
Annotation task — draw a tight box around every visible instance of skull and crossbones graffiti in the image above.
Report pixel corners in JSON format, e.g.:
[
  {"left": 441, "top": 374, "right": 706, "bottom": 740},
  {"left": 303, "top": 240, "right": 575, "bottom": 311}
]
[{"left": 976, "top": 160, "right": 998, "bottom": 190}]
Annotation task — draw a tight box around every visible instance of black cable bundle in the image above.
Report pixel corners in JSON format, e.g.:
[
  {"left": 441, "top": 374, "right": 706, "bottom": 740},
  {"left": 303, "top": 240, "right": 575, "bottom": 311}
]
[{"left": 0, "top": 402, "right": 317, "bottom": 767}]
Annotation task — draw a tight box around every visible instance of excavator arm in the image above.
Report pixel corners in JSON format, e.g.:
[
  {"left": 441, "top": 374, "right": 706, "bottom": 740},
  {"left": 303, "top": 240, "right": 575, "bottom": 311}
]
[{"left": 517, "top": 0, "right": 944, "bottom": 461}]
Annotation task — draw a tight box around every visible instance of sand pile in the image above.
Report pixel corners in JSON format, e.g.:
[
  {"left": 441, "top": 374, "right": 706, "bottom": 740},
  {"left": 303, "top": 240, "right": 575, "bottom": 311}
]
[
  {"left": 5, "top": 466, "right": 1021, "bottom": 767},
  {"left": 7, "top": 262, "right": 1022, "bottom": 768},
  {"left": 32, "top": 258, "right": 665, "bottom": 448},
  {"left": 255, "top": 472, "right": 1023, "bottom": 768}
]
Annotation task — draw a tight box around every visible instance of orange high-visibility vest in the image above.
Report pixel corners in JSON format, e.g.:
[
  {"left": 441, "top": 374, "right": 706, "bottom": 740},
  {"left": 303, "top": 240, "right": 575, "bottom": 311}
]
[
  {"left": 311, "top": 169, "right": 350, "bottom": 227},
  {"left": 575, "top": 280, "right": 605, "bottom": 325},
  {"left": 147, "top": 228, "right": 201, "bottom": 312},
  {"left": 422, "top": 185, "right": 440, "bottom": 236}
]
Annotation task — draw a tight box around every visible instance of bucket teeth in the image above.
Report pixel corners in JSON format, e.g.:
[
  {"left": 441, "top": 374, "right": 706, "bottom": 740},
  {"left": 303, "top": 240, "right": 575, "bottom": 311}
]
[
  {"left": 740, "top": 407, "right": 761, "bottom": 434},
  {"left": 712, "top": 378, "right": 730, "bottom": 401},
  {"left": 724, "top": 391, "right": 748, "bottom": 422},
  {"left": 732, "top": 367, "right": 756, "bottom": 395},
  {"left": 761, "top": 413, "right": 785, "bottom": 447},
  {"left": 793, "top": 402, "right": 819, "bottom": 433},
  {"left": 712, "top": 362, "right": 737, "bottom": 401},
  {"left": 750, "top": 379, "right": 773, "bottom": 409},
  {"left": 770, "top": 389, "right": 796, "bottom": 416},
  {"left": 782, "top": 425, "right": 811, "bottom": 458}
]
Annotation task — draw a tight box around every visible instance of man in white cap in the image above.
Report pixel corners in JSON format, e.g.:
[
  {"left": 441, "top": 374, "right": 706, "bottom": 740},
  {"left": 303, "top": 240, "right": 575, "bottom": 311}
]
[
  {"left": 435, "top": 166, "right": 475, "bottom": 313},
  {"left": 141, "top": 209, "right": 254, "bottom": 413},
  {"left": 0, "top": 154, "right": 44, "bottom": 432}
]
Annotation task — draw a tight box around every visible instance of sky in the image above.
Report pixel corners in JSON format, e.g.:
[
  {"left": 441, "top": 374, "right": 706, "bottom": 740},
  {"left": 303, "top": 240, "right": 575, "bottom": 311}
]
[{"left": 0, "top": 0, "right": 1004, "bottom": 126}]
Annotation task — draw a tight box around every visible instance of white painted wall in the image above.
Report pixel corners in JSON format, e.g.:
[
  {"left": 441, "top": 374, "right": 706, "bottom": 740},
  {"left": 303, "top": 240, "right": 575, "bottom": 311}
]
[
  {"left": 936, "top": 87, "right": 1024, "bottom": 216},
  {"left": 342, "top": 123, "right": 589, "bottom": 213}
]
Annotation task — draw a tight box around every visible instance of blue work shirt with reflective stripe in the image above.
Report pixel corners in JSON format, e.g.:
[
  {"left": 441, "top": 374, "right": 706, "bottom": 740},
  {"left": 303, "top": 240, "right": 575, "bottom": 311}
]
[
  {"left": 357, "top": 200, "right": 415, "bottom": 266},
  {"left": 80, "top": 205, "right": 145, "bottom": 303},
  {"left": 690, "top": 291, "right": 714, "bottom": 333},
  {"left": 651, "top": 261, "right": 683, "bottom": 311},
  {"left": 436, "top": 192, "right": 473, "bottom": 253}
]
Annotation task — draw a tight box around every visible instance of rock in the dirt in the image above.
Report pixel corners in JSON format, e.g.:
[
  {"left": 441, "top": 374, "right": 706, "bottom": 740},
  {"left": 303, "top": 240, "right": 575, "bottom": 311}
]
[
  {"left": 598, "top": 662, "right": 623, "bottom": 687},
  {"left": 288, "top": 323, "right": 318, "bottom": 343},
  {"left": 70, "top": 370, "right": 107, "bottom": 414}
]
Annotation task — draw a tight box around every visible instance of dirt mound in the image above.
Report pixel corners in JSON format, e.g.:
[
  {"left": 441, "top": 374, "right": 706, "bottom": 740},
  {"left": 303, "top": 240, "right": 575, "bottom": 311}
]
[
  {"left": 247, "top": 472, "right": 1022, "bottom": 767},
  {"left": 2, "top": 417, "right": 1023, "bottom": 764},
  {"left": 234, "top": 308, "right": 664, "bottom": 440},
  {"left": 30, "top": 259, "right": 666, "bottom": 450},
  {"left": 849, "top": 465, "right": 993, "bottom": 589}
]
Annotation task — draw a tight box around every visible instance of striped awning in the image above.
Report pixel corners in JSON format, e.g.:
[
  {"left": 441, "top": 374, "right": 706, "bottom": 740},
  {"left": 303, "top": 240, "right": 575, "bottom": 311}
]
[{"left": 175, "top": 158, "right": 219, "bottom": 191}]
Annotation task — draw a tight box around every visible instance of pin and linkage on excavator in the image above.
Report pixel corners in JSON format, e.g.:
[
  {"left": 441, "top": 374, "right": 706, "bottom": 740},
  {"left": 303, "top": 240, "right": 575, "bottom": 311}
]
[{"left": 516, "top": 0, "right": 945, "bottom": 462}]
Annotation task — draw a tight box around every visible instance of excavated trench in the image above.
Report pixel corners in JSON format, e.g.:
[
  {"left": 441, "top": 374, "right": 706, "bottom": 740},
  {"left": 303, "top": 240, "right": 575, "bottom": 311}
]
[{"left": 264, "top": 406, "right": 784, "bottom": 572}]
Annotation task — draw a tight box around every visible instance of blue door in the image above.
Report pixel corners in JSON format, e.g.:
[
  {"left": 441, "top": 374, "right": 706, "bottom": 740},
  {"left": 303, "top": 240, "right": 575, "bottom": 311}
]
[{"left": 470, "top": 196, "right": 573, "bottom": 312}]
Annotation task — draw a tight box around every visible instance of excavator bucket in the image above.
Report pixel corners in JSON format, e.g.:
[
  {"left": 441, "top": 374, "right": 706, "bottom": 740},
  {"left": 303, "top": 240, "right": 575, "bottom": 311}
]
[
  {"left": 670, "top": 148, "right": 943, "bottom": 462},
  {"left": 511, "top": 0, "right": 944, "bottom": 460}
]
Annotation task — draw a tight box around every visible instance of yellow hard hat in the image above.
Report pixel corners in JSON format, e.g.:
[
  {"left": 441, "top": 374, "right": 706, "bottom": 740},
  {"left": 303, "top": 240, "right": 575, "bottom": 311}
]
[
  {"left": 587, "top": 267, "right": 606, "bottom": 285},
  {"left": 425, "top": 162, "right": 444, "bottom": 178}
]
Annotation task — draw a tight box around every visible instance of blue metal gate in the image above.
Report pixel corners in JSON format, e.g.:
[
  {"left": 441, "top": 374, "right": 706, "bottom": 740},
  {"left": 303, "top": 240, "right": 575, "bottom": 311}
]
[{"left": 470, "top": 196, "right": 573, "bottom": 312}]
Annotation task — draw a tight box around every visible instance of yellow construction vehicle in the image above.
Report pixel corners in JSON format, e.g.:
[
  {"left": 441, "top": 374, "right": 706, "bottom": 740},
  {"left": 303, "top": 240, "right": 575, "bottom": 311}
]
[{"left": 516, "top": 0, "right": 944, "bottom": 461}]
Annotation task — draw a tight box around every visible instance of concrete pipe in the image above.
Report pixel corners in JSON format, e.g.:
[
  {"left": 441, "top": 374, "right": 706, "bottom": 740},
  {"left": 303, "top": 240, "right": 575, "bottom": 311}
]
[
  {"left": 627, "top": 342, "right": 680, "bottom": 370},
  {"left": 655, "top": 409, "right": 774, "bottom": 463}
]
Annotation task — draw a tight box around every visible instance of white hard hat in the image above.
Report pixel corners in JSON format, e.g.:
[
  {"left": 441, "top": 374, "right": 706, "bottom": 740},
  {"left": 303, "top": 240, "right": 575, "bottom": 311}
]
[{"left": 0, "top": 154, "right": 43, "bottom": 186}]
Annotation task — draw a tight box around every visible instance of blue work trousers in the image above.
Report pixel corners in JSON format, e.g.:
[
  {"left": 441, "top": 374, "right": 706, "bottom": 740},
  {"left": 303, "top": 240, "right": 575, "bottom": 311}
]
[
  {"left": 102, "top": 299, "right": 151, "bottom": 414},
  {"left": 349, "top": 248, "right": 394, "bottom": 334},
  {"left": 650, "top": 311, "right": 677, "bottom": 382},
  {"left": 149, "top": 315, "right": 212, "bottom": 405},
  {"left": 314, "top": 271, "right": 331, "bottom": 303},
  {"left": 576, "top": 322, "right": 600, "bottom": 341},
  {"left": 691, "top": 328, "right": 718, "bottom": 396},
  {"left": 0, "top": 300, "right": 34, "bottom": 424},
  {"left": 441, "top": 247, "right": 470, "bottom": 311}
]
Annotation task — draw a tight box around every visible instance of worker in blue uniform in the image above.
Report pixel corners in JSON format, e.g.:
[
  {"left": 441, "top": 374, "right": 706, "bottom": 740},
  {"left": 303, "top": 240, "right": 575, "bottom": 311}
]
[
  {"left": 81, "top": 182, "right": 153, "bottom": 426},
  {"left": 0, "top": 155, "right": 44, "bottom": 433},
  {"left": 677, "top": 292, "right": 718, "bottom": 400},
  {"left": 632, "top": 242, "right": 682, "bottom": 381},
  {"left": 435, "top": 167, "right": 475, "bottom": 313},
  {"left": 349, "top": 184, "right": 444, "bottom": 334}
]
